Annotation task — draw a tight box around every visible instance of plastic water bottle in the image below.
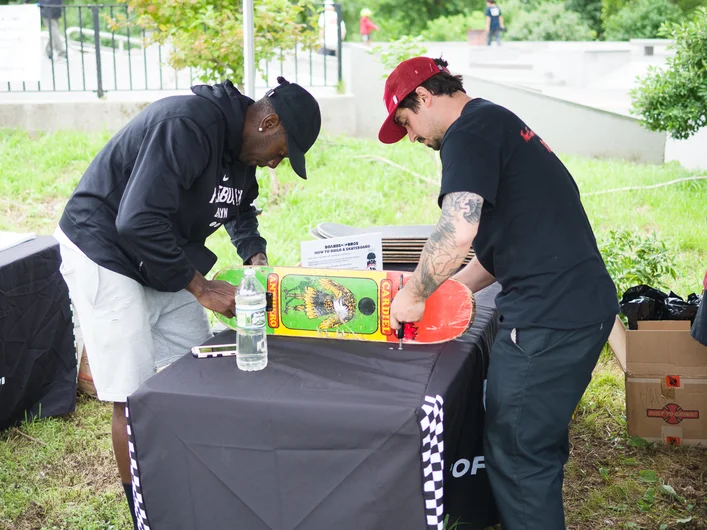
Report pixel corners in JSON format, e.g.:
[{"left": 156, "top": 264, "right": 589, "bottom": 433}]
[{"left": 235, "top": 268, "right": 268, "bottom": 371}]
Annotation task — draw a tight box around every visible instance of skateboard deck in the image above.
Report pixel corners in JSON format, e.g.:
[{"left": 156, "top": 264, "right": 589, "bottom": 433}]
[
  {"left": 308, "top": 227, "right": 326, "bottom": 239},
  {"left": 212, "top": 265, "right": 475, "bottom": 345}
]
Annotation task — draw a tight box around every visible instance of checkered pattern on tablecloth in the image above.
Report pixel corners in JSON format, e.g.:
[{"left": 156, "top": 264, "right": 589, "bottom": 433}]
[
  {"left": 126, "top": 404, "right": 151, "bottom": 530},
  {"left": 419, "top": 394, "right": 445, "bottom": 530}
]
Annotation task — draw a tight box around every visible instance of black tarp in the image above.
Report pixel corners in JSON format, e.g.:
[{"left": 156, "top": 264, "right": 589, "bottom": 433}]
[
  {"left": 0, "top": 236, "right": 76, "bottom": 431},
  {"left": 127, "top": 283, "right": 501, "bottom": 530}
]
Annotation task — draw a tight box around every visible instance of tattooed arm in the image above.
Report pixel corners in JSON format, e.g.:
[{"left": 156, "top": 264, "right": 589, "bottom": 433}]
[
  {"left": 390, "top": 191, "right": 483, "bottom": 329},
  {"left": 408, "top": 191, "right": 483, "bottom": 298}
]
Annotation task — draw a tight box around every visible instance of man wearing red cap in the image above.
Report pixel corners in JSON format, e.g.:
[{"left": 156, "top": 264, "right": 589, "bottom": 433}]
[{"left": 379, "top": 56, "right": 619, "bottom": 529}]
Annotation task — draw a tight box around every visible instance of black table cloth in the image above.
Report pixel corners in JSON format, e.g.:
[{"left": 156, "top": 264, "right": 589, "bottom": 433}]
[
  {"left": 0, "top": 236, "right": 76, "bottom": 431},
  {"left": 127, "top": 283, "right": 501, "bottom": 530}
]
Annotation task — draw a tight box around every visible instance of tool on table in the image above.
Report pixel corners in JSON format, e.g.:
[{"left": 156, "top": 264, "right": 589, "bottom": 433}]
[{"left": 397, "top": 274, "right": 404, "bottom": 350}]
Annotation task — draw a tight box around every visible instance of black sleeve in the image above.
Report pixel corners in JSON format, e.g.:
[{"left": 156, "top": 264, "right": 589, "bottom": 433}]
[
  {"left": 115, "top": 118, "right": 210, "bottom": 292},
  {"left": 224, "top": 177, "right": 267, "bottom": 264},
  {"left": 438, "top": 131, "right": 501, "bottom": 208}
]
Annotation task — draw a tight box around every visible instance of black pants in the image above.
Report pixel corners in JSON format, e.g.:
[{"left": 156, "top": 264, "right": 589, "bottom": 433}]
[{"left": 483, "top": 317, "right": 615, "bottom": 530}]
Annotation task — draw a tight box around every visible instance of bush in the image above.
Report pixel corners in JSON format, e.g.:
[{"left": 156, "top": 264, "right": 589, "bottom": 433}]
[
  {"left": 365, "top": 0, "right": 481, "bottom": 40},
  {"left": 420, "top": 12, "right": 486, "bottom": 41},
  {"left": 369, "top": 35, "right": 428, "bottom": 76},
  {"left": 630, "top": 7, "right": 707, "bottom": 139},
  {"left": 491, "top": 0, "right": 546, "bottom": 29},
  {"left": 603, "top": 0, "right": 682, "bottom": 40},
  {"left": 506, "top": 2, "right": 596, "bottom": 41},
  {"left": 597, "top": 229, "right": 678, "bottom": 297}
]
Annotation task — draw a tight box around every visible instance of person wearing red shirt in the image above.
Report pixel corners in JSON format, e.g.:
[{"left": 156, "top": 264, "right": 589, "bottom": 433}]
[{"left": 359, "top": 8, "right": 379, "bottom": 43}]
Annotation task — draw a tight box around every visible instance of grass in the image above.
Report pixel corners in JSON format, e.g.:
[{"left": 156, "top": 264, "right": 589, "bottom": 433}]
[{"left": 1, "top": 127, "right": 706, "bottom": 530}]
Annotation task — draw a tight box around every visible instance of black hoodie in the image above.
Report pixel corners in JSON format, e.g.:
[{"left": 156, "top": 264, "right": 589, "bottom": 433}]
[{"left": 58, "top": 81, "right": 266, "bottom": 292}]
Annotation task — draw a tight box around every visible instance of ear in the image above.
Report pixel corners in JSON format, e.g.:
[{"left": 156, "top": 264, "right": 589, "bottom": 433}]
[
  {"left": 259, "top": 113, "right": 281, "bottom": 133},
  {"left": 415, "top": 86, "right": 433, "bottom": 109}
]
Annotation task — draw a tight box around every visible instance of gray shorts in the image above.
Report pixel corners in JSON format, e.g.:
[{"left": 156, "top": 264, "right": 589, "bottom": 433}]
[{"left": 55, "top": 228, "right": 212, "bottom": 402}]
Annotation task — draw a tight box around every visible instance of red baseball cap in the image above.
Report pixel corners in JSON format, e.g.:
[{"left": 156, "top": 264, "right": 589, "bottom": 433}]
[{"left": 378, "top": 56, "right": 450, "bottom": 144}]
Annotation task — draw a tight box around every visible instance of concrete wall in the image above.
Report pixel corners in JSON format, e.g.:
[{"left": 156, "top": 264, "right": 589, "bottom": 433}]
[
  {"left": 535, "top": 49, "right": 631, "bottom": 88},
  {"left": 0, "top": 92, "right": 357, "bottom": 137},
  {"left": 666, "top": 128, "right": 707, "bottom": 172},
  {"left": 344, "top": 43, "right": 666, "bottom": 164},
  {"left": 342, "top": 43, "right": 389, "bottom": 140},
  {"left": 461, "top": 74, "right": 666, "bottom": 164}
]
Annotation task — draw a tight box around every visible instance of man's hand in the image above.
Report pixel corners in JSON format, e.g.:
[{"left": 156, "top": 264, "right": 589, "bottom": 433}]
[
  {"left": 390, "top": 286, "right": 426, "bottom": 331},
  {"left": 248, "top": 252, "right": 268, "bottom": 266},
  {"left": 186, "top": 272, "right": 236, "bottom": 318}
]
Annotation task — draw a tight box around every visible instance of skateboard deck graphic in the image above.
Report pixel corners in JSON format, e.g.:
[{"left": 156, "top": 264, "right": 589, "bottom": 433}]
[{"left": 212, "top": 266, "right": 475, "bottom": 345}]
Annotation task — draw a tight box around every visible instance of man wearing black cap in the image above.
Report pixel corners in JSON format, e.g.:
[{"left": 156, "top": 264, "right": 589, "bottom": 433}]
[
  {"left": 54, "top": 76, "right": 321, "bottom": 529},
  {"left": 378, "top": 57, "right": 618, "bottom": 529}
]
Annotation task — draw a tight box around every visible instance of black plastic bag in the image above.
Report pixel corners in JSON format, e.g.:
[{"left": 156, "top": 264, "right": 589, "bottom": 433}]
[
  {"left": 663, "top": 291, "right": 700, "bottom": 322},
  {"left": 620, "top": 285, "right": 667, "bottom": 329},
  {"left": 620, "top": 285, "right": 700, "bottom": 330}
]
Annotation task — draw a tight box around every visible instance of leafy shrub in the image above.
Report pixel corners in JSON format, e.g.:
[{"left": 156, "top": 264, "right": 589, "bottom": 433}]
[
  {"left": 630, "top": 7, "right": 707, "bottom": 139},
  {"left": 365, "top": 0, "right": 480, "bottom": 40},
  {"left": 369, "top": 35, "right": 428, "bottom": 76},
  {"left": 506, "top": 3, "right": 597, "bottom": 41},
  {"left": 420, "top": 12, "right": 486, "bottom": 41},
  {"left": 597, "top": 229, "right": 678, "bottom": 297},
  {"left": 603, "top": 0, "right": 682, "bottom": 40}
]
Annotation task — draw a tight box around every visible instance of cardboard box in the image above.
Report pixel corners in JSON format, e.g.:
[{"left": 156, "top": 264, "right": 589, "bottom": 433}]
[
  {"left": 608, "top": 316, "right": 707, "bottom": 377},
  {"left": 608, "top": 316, "right": 707, "bottom": 446},
  {"left": 625, "top": 376, "right": 707, "bottom": 446}
]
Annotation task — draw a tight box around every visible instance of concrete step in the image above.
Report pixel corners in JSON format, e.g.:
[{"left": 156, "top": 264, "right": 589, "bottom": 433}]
[
  {"left": 466, "top": 67, "right": 564, "bottom": 87},
  {"left": 468, "top": 61, "right": 534, "bottom": 70}
]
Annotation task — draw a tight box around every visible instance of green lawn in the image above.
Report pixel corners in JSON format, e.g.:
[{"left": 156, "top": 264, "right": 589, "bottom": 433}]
[{"left": 1, "top": 127, "right": 705, "bottom": 530}]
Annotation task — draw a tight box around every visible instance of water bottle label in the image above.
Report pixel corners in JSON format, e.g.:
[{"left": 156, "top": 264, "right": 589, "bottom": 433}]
[{"left": 236, "top": 306, "right": 266, "bottom": 330}]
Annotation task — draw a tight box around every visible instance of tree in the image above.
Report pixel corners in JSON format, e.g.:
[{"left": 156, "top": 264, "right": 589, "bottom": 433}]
[
  {"left": 630, "top": 7, "right": 707, "bottom": 140},
  {"left": 603, "top": 0, "right": 682, "bottom": 41},
  {"left": 565, "top": 0, "right": 604, "bottom": 37},
  {"left": 111, "top": 0, "right": 319, "bottom": 87}
]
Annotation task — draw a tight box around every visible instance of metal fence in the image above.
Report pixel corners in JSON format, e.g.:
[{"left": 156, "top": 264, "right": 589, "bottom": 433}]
[{"left": 2, "top": 2, "right": 343, "bottom": 98}]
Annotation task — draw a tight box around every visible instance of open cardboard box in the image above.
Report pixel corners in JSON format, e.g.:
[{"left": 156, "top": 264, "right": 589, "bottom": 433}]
[
  {"left": 608, "top": 316, "right": 707, "bottom": 377},
  {"left": 608, "top": 315, "right": 707, "bottom": 446}
]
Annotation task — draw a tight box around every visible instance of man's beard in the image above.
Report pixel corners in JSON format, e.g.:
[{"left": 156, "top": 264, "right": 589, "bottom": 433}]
[{"left": 417, "top": 136, "right": 442, "bottom": 151}]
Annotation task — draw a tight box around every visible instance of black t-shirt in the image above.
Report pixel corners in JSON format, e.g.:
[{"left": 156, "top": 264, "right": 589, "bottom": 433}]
[{"left": 439, "top": 98, "right": 619, "bottom": 329}]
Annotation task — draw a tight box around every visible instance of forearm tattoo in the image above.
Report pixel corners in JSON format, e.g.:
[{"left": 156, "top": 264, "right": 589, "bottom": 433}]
[{"left": 410, "top": 192, "right": 483, "bottom": 299}]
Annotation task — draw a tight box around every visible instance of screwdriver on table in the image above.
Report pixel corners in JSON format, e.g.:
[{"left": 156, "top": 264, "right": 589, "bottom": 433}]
[{"left": 397, "top": 274, "right": 404, "bottom": 350}]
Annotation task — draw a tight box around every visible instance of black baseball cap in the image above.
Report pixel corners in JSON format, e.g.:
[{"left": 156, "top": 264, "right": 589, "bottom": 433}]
[{"left": 265, "top": 76, "right": 321, "bottom": 179}]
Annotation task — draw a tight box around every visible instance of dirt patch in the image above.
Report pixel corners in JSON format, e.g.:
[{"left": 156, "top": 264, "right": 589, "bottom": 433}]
[
  {"left": 565, "top": 407, "right": 707, "bottom": 529},
  {"left": 5, "top": 500, "right": 47, "bottom": 530}
]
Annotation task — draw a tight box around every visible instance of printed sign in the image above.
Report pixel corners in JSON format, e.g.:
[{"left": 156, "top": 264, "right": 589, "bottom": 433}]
[{"left": 301, "top": 233, "right": 383, "bottom": 271}]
